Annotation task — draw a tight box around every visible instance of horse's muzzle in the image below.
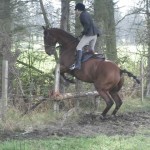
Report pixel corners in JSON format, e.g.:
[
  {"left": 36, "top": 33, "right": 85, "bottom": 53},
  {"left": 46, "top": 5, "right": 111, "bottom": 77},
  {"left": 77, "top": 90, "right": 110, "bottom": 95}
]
[
  {"left": 46, "top": 50, "right": 52, "bottom": 55},
  {"left": 45, "top": 46, "right": 55, "bottom": 55}
]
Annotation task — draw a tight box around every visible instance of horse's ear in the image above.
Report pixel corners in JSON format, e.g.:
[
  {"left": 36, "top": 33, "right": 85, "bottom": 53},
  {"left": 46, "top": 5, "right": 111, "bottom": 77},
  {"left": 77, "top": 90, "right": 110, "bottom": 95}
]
[
  {"left": 42, "top": 26, "right": 46, "bottom": 30},
  {"left": 42, "top": 25, "right": 50, "bottom": 30}
]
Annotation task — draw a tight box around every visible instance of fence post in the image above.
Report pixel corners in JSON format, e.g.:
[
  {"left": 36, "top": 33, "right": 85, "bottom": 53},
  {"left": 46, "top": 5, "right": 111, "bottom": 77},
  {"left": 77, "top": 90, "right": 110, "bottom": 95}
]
[
  {"left": 53, "top": 63, "right": 60, "bottom": 112},
  {"left": 1, "top": 59, "right": 8, "bottom": 121},
  {"left": 141, "top": 57, "right": 144, "bottom": 102}
]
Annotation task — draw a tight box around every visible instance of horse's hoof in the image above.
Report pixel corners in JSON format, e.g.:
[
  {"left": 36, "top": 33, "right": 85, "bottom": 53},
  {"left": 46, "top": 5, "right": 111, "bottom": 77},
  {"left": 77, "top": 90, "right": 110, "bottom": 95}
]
[{"left": 111, "top": 114, "right": 117, "bottom": 120}]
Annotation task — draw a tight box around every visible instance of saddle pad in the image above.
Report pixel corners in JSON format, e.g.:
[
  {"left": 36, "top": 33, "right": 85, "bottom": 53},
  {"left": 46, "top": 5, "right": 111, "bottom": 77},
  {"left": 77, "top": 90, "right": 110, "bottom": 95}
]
[{"left": 81, "top": 52, "right": 105, "bottom": 63}]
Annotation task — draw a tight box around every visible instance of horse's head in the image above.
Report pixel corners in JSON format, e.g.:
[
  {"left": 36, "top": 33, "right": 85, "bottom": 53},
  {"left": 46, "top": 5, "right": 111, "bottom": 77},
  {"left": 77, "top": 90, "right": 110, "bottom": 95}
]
[{"left": 43, "top": 26, "right": 57, "bottom": 55}]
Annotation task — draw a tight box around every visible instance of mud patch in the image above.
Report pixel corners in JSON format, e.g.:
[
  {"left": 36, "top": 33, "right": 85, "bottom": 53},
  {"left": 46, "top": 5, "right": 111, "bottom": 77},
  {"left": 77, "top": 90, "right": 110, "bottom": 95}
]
[{"left": 0, "top": 111, "right": 150, "bottom": 141}]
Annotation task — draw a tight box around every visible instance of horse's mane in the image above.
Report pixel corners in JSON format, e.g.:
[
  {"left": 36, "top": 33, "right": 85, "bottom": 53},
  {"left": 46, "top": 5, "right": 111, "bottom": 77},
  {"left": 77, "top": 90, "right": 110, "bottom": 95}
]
[{"left": 50, "top": 28, "right": 79, "bottom": 43}]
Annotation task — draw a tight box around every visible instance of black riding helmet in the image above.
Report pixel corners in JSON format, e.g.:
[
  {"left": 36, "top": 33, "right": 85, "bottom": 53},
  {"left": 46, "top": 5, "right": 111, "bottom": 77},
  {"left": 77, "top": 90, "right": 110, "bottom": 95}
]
[{"left": 75, "top": 3, "right": 85, "bottom": 11}]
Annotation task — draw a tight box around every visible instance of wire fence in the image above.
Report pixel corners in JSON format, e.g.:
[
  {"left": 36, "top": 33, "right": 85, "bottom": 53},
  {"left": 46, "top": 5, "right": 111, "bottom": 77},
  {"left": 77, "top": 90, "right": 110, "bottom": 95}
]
[
  {"left": 0, "top": 31, "right": 147, "bottom": 122},
  {"left": 0, "top": 64, "right": 143, "bottom": 114}
]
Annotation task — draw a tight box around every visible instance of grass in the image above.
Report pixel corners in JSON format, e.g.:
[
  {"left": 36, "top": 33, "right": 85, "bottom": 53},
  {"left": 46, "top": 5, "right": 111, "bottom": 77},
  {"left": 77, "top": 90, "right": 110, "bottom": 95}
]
[
  {"left": 120, "top": 97, "right": 150, "bottom": 113},
  {"left": 0, "top": 98, "right": 150, "bottom": 150},
  {"left": 95, "top": 97, "right": 150, "bottom": 115},
  {"left": 0, "top": 107, "right": 62, "bottom": 132},
  {"left": 0, "top": 135, "right": 150, "bottom": 150}
]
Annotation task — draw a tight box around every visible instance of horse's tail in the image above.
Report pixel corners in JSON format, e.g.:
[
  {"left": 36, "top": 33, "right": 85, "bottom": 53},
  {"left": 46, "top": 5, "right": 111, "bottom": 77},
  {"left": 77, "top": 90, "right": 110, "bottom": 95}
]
[{"left": 120, "top": 69, "right": 140, "bottom": 84}]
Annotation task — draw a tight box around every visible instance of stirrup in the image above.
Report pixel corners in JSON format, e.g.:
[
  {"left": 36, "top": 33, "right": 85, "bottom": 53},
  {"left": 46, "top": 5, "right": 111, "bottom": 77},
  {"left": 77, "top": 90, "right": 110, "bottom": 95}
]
[{"left": 69, "top": 64, "right": 75, "bottom": 70}]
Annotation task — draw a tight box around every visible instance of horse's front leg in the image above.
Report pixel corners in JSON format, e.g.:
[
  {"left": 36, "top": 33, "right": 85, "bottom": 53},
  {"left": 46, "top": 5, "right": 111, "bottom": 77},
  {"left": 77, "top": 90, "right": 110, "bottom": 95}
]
[{"left": 60, "top": 65, "right": 76, "bottom": 84}]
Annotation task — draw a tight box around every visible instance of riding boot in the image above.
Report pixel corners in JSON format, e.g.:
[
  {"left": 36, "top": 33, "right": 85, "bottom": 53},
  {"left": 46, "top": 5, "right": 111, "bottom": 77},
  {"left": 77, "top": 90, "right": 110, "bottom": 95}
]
[{"left": 70, "top": 50, "right": 83, "bottom": 70}]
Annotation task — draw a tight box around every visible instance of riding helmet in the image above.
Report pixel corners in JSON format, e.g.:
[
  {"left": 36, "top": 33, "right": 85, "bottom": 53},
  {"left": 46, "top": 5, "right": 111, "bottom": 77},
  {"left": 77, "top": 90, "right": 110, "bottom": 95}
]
[{"left": 75, "top": 3, "right": 85, "bottom": 11}]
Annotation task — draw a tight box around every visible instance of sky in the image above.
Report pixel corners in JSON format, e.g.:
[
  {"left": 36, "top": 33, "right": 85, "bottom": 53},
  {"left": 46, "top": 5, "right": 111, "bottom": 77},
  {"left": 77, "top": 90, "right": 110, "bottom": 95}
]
[
  {"left": 50, "top": 0, "right": 139, "bottom": 14},
  {"left": 116, "top": 0, "right": 138, "bottom": 14}
]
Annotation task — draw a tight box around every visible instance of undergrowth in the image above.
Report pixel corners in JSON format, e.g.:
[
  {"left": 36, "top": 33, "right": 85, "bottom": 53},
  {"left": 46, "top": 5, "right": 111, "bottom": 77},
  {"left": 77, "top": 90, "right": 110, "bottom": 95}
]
[{"left": 0, "top": 97, "right": 150, "bottom": 133}]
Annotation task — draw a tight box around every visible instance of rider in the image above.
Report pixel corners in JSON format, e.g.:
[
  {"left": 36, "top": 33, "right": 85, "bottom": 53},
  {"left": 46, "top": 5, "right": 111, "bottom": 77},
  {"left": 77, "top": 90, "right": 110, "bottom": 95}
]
[{"left": 70, "top": 3, "right": 100, "bottom": 70}]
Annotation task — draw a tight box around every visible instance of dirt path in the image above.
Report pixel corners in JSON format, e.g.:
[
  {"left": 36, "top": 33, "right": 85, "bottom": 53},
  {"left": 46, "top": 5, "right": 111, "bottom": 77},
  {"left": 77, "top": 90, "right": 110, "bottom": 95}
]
[{"left": 0, "top": 111, "right": 150, "bottom": 141}]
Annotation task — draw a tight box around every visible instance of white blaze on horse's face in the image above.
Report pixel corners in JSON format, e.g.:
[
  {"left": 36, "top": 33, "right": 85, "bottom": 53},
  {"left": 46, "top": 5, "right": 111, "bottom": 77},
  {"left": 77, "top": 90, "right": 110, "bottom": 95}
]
[{"left": 44, "top": 29, "right": 57, "bottom": 55}]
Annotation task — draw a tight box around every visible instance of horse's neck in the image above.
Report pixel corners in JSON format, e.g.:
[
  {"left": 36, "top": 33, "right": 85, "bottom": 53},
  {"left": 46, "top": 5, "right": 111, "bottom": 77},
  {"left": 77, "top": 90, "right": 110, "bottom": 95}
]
[
  {"left": 54, "top": 31, "right": 77, "bottom": 66},
  {"left": 56, "top": 31, "right": 77, "bottom": 53}
]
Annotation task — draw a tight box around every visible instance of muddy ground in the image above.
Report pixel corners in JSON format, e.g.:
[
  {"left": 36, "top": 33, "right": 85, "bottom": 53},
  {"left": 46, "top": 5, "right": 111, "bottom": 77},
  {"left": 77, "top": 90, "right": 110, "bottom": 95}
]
[{"left": 0, "top": 111, "right": 150, "bottom": 141}]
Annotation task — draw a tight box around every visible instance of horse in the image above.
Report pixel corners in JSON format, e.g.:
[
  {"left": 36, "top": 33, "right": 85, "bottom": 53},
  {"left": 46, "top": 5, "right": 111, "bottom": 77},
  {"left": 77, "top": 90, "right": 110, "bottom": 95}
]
[{"left": 42, "top": 27, "right": 140, "bottom": 118}]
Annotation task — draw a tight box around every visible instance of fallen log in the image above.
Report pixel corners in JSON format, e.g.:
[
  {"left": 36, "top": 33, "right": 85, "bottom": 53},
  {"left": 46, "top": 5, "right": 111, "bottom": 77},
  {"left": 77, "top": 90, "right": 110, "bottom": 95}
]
[
  {"left": 21, "top": 91, "right": 99, "bottom": 116},
  {"left": 52, "top": 91, "right": 99, "bottom": 101}
]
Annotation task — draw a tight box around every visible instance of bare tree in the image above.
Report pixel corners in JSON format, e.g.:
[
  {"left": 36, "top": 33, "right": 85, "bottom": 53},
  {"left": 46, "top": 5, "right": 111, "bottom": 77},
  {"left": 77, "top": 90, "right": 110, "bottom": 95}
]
[
  {"left": 39, "top": 0, "right": 50, "bottom": 27},
  {"left": 145, "top": 0, "right": 150, "bottom": 97}
]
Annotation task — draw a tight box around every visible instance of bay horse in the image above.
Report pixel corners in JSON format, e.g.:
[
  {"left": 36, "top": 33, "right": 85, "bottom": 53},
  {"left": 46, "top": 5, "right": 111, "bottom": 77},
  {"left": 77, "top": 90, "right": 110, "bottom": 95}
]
[{"left": 43, "top": 27, "right": 140, "bottom": 118}]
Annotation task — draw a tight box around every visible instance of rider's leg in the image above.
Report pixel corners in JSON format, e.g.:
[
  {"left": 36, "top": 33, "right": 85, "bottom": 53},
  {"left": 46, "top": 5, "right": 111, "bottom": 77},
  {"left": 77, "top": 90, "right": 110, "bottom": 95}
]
[
  {"left": 89, "top": 35, "right": 97, "bottom": 53},
  {"left": 70, "top": 35, "right": 98, "bottom": 70},
  {"left": 74, "top": 50, "right": 82, "bottom": 69},
  {"left": 69, "top": 50, "right": 83, "bottom": 70},
  {"left": 70, "top": 36, "right": 88, "bottom": 70}
]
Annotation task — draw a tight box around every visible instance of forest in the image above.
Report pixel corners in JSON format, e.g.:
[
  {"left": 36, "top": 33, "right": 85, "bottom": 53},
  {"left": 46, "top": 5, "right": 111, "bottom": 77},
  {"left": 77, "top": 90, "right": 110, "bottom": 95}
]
[{"left": 0, "top": 0, "right": 150, "bottom": 149}]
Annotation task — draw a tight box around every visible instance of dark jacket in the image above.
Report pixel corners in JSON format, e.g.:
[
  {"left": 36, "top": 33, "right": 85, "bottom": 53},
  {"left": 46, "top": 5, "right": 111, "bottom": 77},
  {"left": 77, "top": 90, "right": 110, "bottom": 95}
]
[{"left": 80, "top": 10, "right": 100, "bottom": 36}]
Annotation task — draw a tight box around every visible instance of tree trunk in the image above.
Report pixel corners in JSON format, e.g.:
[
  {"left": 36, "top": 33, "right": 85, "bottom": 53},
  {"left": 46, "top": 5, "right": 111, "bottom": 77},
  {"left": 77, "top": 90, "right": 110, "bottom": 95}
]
[
  {"left": 104, "top": 0, "right": 117, "bottom": 61},
  {"left": 0, "top": 0, "right": 11, "bottom": 95},
  {"left": 60, "top": 0, "right": 70, "bottom": 31},
  {"left": 145, "top": 0, "right": 150, "bottom": 97},
  {"left": 74, "top": 0, "right": 83, "bottom": 102},
  {"left": 0, "top": 0, "right": 11, "bottom": 120},
  {"left": 59, "top": 0, "right": 70, "bottom": 94},
  {"left": 39, "top": 0, "right": 50, "bottom": 27},
  {"left": 94, "top": 0, "right": 117, "bottom": 61},
  {"left": 94, "top": 0, "right": 103, "bottom": 54}
]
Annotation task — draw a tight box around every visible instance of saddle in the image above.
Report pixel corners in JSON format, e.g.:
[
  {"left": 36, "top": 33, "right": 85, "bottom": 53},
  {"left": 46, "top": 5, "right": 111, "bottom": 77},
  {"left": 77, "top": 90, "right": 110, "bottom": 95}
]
[{"left": 81, "top": 51, "right": 105, "bottom": 63}]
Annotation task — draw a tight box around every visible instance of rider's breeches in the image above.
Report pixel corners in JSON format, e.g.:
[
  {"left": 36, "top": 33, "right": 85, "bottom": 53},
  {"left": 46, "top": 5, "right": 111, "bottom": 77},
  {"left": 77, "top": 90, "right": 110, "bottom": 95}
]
[{"left": 76, "top": 35, "right": 97, "bottom": 51}]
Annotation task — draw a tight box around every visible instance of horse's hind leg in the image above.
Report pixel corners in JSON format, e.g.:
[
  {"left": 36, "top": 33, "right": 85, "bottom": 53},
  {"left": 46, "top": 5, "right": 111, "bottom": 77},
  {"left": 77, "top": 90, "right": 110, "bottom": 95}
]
[
  {"left": 98, "top": 90, "right": 114, "bottom": 117},
  {"left": 109, "top": 77, "right": 124, "bottom": 115},
  {"left": 110, "top": 92, "right": 122, "bottom": 115}
]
